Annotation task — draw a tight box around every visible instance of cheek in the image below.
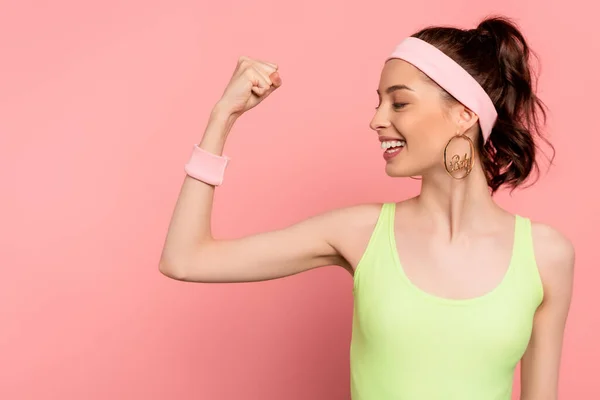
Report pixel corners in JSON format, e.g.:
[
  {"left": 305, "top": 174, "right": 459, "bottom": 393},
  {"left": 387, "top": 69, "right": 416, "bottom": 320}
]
[
  {"left": 395, "top": 108, "right": 448, "bottom": 145},
  {"left": 419, "top": 108, "right": 450, "bottom": 137},
  {"left": 400, "top": 114, "right": 452, "bottom": 166}
]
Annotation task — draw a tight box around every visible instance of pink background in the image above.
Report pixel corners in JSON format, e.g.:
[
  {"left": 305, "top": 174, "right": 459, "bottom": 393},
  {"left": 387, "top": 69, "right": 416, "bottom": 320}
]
[{"left": 1, "top": 1, "right": 598, "bottom": 399}]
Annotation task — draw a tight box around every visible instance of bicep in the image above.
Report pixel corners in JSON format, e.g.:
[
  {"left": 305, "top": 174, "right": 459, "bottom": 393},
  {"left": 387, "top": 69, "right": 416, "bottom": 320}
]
[{"left": 164, "top": 207, "right": 354, "bottom": 283}]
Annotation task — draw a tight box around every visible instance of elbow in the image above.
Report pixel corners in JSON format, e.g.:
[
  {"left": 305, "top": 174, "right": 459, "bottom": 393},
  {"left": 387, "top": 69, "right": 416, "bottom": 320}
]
[
  {"left": 158, "top": 256, "right": 189, "bottom": 281},
  {"left": 159, "top": 242, "right": 216, "bottom": 282}
]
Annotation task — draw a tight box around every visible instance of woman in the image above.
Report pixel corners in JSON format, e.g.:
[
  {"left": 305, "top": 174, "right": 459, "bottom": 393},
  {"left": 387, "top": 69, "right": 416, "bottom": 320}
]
[{"left": 159, "top": 16, "right": 574, "bottom": 400}]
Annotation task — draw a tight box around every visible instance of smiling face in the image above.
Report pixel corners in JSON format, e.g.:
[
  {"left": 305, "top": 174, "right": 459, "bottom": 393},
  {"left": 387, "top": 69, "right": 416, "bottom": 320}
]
[{"left": 370, "top": 59, "right": 479, "bottom": 178}]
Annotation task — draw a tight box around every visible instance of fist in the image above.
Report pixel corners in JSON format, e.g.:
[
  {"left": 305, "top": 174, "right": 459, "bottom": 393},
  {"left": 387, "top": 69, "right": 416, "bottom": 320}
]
[{"left": 217, "top": 56, "right": 282, "bottom": 118}]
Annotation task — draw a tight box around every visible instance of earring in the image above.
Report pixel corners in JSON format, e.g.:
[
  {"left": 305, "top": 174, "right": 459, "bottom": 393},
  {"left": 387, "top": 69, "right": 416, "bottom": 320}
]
[{"left": 443, "top": 129, "right": 475, "bottom": 179}]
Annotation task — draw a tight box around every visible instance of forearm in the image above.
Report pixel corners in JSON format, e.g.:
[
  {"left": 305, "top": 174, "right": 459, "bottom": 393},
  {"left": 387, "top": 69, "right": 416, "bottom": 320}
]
[{"left": 159, "top": 105, "right": 237, "bottom": 275}]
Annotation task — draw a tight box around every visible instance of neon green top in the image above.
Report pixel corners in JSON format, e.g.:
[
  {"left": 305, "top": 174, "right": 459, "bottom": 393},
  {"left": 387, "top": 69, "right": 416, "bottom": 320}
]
[{"left": 350, "top": 202, "right": 543, "bottom": 399}]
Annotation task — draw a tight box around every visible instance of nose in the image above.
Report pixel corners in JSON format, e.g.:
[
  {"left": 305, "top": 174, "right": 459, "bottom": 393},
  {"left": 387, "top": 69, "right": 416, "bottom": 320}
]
[{"left": 369, "top": 108, "right": 391, "bottom": 132}]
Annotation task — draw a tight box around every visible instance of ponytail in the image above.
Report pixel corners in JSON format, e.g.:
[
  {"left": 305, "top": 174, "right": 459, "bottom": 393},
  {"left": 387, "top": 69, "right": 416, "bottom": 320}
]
[{"left": 412, "top": 16, "right": 554, "bottom": 193}]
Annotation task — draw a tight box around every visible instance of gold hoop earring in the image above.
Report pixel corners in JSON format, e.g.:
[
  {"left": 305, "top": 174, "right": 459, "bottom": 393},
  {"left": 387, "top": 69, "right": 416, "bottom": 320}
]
[{"left": 443, "top": 130, "right": 475, "bottom": 179}]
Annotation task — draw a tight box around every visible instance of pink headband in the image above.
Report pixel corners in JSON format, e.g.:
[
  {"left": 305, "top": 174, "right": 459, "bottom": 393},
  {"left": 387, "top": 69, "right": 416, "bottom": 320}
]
[{"left": 386, "top": 37, "right": 497, "bottom": 142}]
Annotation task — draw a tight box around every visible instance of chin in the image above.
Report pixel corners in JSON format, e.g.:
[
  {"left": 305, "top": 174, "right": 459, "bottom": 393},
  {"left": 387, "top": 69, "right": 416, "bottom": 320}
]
[
  {"left": 384, "top": 157, "right": 429, "bottom": 178},
  {"left": 384, "top": 163, "right": 414, "bottom": 178}
]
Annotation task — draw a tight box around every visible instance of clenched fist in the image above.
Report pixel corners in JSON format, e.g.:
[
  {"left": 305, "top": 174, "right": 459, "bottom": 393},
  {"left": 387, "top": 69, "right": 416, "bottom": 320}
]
[{"left": 216, "top": 56, "right": 282, "bottom": 118}]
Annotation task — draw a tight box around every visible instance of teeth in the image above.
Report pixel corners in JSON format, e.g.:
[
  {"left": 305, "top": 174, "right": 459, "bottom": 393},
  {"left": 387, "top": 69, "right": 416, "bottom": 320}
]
[{"left": 381, "top": 140, "right": 405, "bottom": 149}]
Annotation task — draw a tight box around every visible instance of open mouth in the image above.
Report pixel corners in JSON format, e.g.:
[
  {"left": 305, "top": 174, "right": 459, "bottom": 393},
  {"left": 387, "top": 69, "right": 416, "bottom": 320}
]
[
  {"left": 381, "top": 140, "right": 406, "bottom": 153},
  {"left": 380, "top": 138, "right": 406, "bottom": 161}
]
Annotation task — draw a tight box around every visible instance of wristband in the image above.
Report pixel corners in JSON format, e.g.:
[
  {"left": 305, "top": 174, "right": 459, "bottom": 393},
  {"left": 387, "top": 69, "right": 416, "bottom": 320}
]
[{"left": 184, "top": 144, "right": 230, "bottom": 186}]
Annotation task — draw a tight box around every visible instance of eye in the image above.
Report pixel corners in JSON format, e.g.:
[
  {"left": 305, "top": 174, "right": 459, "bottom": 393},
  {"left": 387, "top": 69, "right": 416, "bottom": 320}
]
[{"left": 375, "top": 102, "right": 407, "bottom": 110}]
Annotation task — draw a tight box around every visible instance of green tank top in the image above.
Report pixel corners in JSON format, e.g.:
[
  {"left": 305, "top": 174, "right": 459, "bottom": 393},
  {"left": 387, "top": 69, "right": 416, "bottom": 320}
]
[{"left": 350, "top": 202, "right": 543, "bottom": 400}]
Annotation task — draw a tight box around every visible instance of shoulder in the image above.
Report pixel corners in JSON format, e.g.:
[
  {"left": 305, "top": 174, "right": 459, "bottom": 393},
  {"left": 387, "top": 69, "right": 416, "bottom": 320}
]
[
  {"left": 307, "top": 202, "right": 384, "bottom": 246},
  {"left": 329, "top": 202, "right": 387, "bottom": 232},
  {"left": 319, "top": 202, "right": 388, "bottom": 270},
  {"left": 530, "top": 220, "right": 576, "bottom": 298},
  {"left": 327, "top": 202, "right": 385, "bottom": 219},
  {"left": 530, "top": 221, "right": 575, "bottom": 271}
]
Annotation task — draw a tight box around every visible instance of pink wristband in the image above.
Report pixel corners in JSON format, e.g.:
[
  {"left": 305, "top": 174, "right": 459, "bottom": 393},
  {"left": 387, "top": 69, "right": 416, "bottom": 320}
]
[{"left": 184, "top": 144, "right": 230, "bottom": 186}]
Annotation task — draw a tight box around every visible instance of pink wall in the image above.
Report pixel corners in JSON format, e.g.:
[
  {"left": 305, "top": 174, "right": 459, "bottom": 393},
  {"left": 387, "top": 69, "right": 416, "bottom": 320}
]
[{"left": 2, "top": 1, "right": 597, "bottom": 399}]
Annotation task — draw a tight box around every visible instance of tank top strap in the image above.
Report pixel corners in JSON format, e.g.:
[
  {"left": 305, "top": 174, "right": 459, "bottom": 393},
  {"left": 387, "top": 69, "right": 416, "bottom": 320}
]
[
  {"left": 353, "top": 202, "right": 396, "bottom": 292},
  {"left": 377, "top": 202, "right": 397, "bottom": 244},
  {"left": 509, "top": 214, "right": 545, "bottom": 305},
  {"left": 381, "top": 201, "right": 397, "bottom": 226}
]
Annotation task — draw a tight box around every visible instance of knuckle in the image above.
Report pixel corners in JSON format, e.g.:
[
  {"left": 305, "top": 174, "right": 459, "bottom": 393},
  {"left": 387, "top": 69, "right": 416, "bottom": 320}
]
[
  {"left": 238, "top": 56, "right": 253, "bottom": 68},
  {"left": 262, "top": 62, "right": 277, "bottom": 72}
]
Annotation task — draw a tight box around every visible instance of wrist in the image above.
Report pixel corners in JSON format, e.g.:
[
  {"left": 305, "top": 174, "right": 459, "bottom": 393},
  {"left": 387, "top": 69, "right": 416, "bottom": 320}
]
[
  {"left": 201, "top": 107, "right": 235, "bottom": 142},
  {"left": 199, "top": 116, "right": 231, "bottom": 156},
  {"left": 211, "top": 102, "right": 239, "bottom": 125}
]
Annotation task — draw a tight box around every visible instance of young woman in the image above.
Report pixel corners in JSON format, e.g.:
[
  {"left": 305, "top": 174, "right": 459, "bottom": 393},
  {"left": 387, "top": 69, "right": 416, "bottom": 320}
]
[{"left": 159, "top": 16, "right": 574, "bottom": 400}]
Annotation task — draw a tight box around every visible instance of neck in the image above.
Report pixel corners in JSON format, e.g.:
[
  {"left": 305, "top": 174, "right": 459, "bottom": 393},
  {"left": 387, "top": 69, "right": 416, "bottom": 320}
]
[{"left": 415, "top": 161, "right": 501, "bottom": 241}]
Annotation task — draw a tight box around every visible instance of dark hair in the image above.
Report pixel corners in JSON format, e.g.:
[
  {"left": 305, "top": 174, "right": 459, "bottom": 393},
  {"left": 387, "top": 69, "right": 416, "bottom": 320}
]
[{"left": 412, "top": 15, "right": 554, "bottom": 193}]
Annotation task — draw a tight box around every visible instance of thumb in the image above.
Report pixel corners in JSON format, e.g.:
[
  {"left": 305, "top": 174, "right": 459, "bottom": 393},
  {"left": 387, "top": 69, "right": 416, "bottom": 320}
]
[{"left": 269, "top": 71, "right": 282, "bottom": 88}]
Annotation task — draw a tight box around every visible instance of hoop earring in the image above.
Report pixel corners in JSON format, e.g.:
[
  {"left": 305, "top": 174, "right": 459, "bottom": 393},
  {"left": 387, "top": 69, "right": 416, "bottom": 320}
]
[{"left": 443, "top": 130, "right": 475, "bottom": 179}]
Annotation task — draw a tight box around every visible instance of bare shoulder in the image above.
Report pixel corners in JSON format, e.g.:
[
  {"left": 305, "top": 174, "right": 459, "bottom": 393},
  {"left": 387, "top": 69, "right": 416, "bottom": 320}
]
[
  {"left": 530, "top": 220, "right": 576, "bottom": 294},
  {"left": 331, "top": 202, "right": 385, "bottom": 228},
  {"left": 328, "top": 202, "right": 385, "bottom": 244},
  {"left": 326, "top": 202, "right": 387, "bottom": 271}
]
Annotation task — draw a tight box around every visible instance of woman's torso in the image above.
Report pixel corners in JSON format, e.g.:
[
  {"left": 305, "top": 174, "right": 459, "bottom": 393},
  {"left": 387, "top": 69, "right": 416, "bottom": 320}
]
[{"left": 336, "top": 200, "right": 543, "bottom": 400}]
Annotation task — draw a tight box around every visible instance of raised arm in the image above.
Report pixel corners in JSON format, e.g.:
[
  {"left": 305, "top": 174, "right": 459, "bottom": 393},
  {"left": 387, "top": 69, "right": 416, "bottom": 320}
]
[{"left": 158, "top": 57, "right": 352, "bottom": 283}]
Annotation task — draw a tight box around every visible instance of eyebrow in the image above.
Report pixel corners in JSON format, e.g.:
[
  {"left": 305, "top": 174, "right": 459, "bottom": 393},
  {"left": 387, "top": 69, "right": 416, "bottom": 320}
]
[{"left": 376, "top": 84, "right": 415, "bottom": 95}]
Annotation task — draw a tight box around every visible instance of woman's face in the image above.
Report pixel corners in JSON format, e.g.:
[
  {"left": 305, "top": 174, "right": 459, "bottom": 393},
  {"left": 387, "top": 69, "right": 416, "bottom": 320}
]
[{"left": 370, "top": 59, "right": 478, "bottom": 178}]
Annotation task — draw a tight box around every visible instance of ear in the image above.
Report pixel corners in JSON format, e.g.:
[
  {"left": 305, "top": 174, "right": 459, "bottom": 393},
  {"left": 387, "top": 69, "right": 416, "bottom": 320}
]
[{"left": 457, "top": 106, "right": 479, "bottom": 133}]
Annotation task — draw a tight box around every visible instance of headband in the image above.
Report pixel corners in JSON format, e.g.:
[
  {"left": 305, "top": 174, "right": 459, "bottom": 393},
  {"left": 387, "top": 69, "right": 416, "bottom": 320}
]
[{"left": 386, "top": 37, "right": 497, "bottom": 142}]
